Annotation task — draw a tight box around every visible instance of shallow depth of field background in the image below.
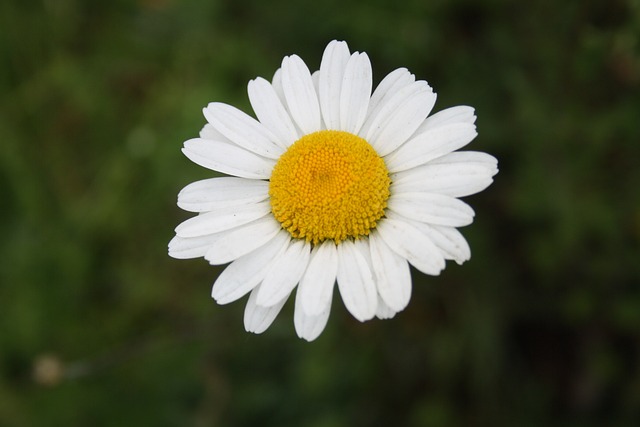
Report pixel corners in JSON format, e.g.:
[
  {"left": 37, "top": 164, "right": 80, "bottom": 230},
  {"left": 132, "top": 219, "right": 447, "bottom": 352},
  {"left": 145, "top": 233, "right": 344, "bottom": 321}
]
[{"left": 1, "top": 0, "right": 639, "bottom": 426}]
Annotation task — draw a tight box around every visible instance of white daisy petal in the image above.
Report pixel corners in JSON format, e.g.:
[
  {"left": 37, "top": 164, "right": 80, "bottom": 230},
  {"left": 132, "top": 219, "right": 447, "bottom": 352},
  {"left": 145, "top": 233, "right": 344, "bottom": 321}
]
[
  {"left": 199, "top": 123, "right": 225, "bottom": 140},
  {"left": 363, "top": 67, "right": 415, "bottom": 129},
  {"left": 182, "top": 138, "right": 275, "bottom": 179},
  {"left": 294, "top": 287, "right": 331, "bottom": 342},
  {"left": 281, "top": 54, "right": 321, "bottom": 134},
  {"left": 271, "top": 68, "right": 285, "bottom": 103},
  {"left": 311, "top": 71, "right": 324, "bottom": 129},
  {"left": 204, "top": 217, "right": 283, "bottom": 265},
  {"left": 248, "top": 77, "right": 300, "bottom": 148},
  {"left": 364, "top": 81, "right": 435, "bottom": 155},
  {"left": 299, "top": 241, "right": 338, "bottom": 316},
  {"left": 377, "top": 216, "right": 445, "bottom": 276},
  {"left": 311, "top": 71, "right": 321, "bottom": 103},
  {"left": 203, "top": 103, "right": 283, "bottom": 159},
  {"left": 272, "top": 68, "right": 302, "bottom": 135},
  {"left": 387, "top": 192, "right": 475, "bottom": 227},
  {"left": 384, "top": 123, "right": 478, "bottom": 173},
  {"left": 339, "top": 52, "right": 372, "bottom": 134},
  {"left": 362, "top": 80, "right": 422, "bottom": 142},
  {"left": 391, "top": 151, "right": 498, "bottom": 197},
  {"left": 370, "top": 85, "right": 437, "bottom": 156},
  {"left": 336, "top": 240, "right": 377, "bottom": 322},
  {"left": 177, "top": 177, "right": 269, "bottom": 213},
  {"left": 409, "top": 222, "right": 471, "bottom": 265},
  {"left": 174, "top": 201, "right": 271, "bottom": 238},
  {"left": 369, "top": 230, "right": 412, "bottom": 312},
  {"left": 168, "top": 234, "right": 219, "bottom": 259},
  {"left": 414, "top": 105, "right": 477, "bottom": 135},
  {"left": 256, "top": 240, "right": 311, "bottom": 307},
  {"left": 211, "top": 231, "right": 290, "bottom": 304},
  {"left": 244, "top": 284, "right": 289, "bottom": 334},
  {"left": 391, "top": 169, "right": 494, "bottom": 198},
  {"left": 319, "top": 40, "right": 351, "bottom": 130},
  {"left": 375, "top": 296, "right": 397, "bottom": 319},
  {"left": 430, "top": 151, "right": 498, "bottom": 171}
]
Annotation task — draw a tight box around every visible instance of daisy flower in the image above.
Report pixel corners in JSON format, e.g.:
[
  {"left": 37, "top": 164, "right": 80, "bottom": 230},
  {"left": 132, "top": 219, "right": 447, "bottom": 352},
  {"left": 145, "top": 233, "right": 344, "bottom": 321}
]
[{"left": 169, "top": 40, "right": 498, "bottom": 341}]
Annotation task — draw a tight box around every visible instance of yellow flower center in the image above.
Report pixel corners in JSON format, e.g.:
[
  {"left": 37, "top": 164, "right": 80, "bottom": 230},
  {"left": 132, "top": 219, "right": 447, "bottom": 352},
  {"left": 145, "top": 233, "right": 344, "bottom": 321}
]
[{"left": 269, "top": 130, "right": 390, "bottom": 244}]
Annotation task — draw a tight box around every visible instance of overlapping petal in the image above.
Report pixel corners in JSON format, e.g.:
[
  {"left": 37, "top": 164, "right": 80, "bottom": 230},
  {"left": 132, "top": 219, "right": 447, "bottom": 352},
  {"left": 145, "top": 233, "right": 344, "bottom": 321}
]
[
  {"left": 244, "top": 284, "right": 289, "bottom": 334},
  {"left": 363, "top": 67, "right": 415, "bottom": 128},
  {"left": 298, "top": 241, "right": 338, "bottom": 316},
  {"left": 248, "top": 77, "right": 300, "bottom": 147},
  {"left": 336, "top": 240, "right": 377, "bottom": 322},
  {"left": 182, "top": 138, "right": 275, "bottom": 179},
  {"left": 387, "top": 192, "right": 475, "bottom": 227},
  {"left": 363, "top": 81, "right": 436, "bottom": 155},
  {"left": 203, "top": 102, "right": 284, "bottom": 159},
  {"left": 177, "top": 177, "right": 269, "bottom": 212},
  {"left": 294, "top": 286, "right": 332, "bottom": 342},
  {"left": 319, "top": 40, "right": 351, "bottom": 130},
  {"left": 376, "top": 214, "right": 446, "bottom": 276},
  {"left": 409, "top": 222, "right": 471, "bottom": 265},
  {"left": 281, "top": 55, "right": 321, "bottom": 134},
  {"left": 375, "top": 297, "right": 397, "bottom": 320},
  {"left": 369, "top": 230, "right": 412, "bottom": 312},
  {"left": 204, "top": 216, "right": 283, "bottom": 265},
  {"left": 256, "top": 239, "right": 311, "bottom": 307},
  {"left": 391, "top": 151, "right": 498, "bottom": 198},
  {"left": 384, "top": 123, "right": 478, "bottom": 173},
  {"left": 168, "top": 234, "right": 220, "bottom": 260},
  {"left": 211, "top": 231, "right": 290, "bottom": 304},
  {"left": 414, "top": 105, "right": 477, "bottom": 135},
  {"left": 339, "top": 52, "right": 372, "bottom": 134},
  {"left": 175, "top": 201, "right": 271, "bottom": 237}
]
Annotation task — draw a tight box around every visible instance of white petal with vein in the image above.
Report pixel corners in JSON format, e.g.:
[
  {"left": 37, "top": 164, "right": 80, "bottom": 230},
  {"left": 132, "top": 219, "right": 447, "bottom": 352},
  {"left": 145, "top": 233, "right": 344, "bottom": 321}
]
[
  {"left": 391, "top": 152, "right": 497, "bottom": 197},
  {"left": 372, "top": 87, "right": 436, "bottom": 156},
  {"left": 244, "top": 284, "right": 289, "bottom": 334},
  {"left": 414, "top": 105, "right": 476, "bottom": 135},
  {"left": 199, "top": 123, "right": 228, "bottom": 141},
  {"left": 175, "top": 201, "right": 271, "bottom": 237},
  {"left": 178, "top": 177, "right": 269, "bottom": 212},
  {"left": 248, "top": 77, "right": 299, "bottom": 148},
  {"left": 336, "top": 240, "right": 377, "bottom": 322},
  {"left": 281, "top": 55, "right": 321, "bottom": 134},
  {"left": 384, "top": 123, "right": 477, "bottom": 173},
  {"left": 409, "top": 222, "right": 471, "bottom": 265},
  {"left": 364, "top": 81, "right": 434, "bottom": 155},
  {"left": 369, "top": 230, "right": 412, "bottom": 311},
  {"left": 319, "top": 40, "right": 350, "bottom": 130},
  {"left": 363, "top": 68, "right": 415, "bottom": 131},
  {"left": 429, "top": 151, "right": 498, "bottom": 171},
  {"left": 377, "top": 215, "right": 445, "bottom": 276},
  {"left": 203, "top": 103, "right": 283, "bottom": 159},
  {"left": 375, "top": 296, "right": 397, "bottom": 319},
  {"left": 204, "top": 216, "right": 283, "bottom": 265},
  {"left": 257, "top": 239, "right": 311, "bottom": 307},
  {"left": 211, "top": 231, "right": 290, "bottom": 304},
  {"left": 182, "top": 138, "right": 275, "bottom": 179},
  {"left": 299, "top": 241, "right": 338, "bottom": 316},
  {"left": 294, "top": 287, "right": 331, "bottom": 342},
  {"left": 387, "top": 192, "right": 475, "bottom": 227},
  {"left": 168, "top": 234, "right": 219, "bottom": 259},
  {"left": 339, "top": 52, "right": 372, "bottom": 134}
]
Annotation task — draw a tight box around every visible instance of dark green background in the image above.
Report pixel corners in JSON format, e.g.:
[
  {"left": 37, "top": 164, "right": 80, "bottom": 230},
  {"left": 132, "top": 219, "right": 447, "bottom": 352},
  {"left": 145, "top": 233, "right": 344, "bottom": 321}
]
[{"left": 2, "top": 0, "right": 639, "bottom": 426}]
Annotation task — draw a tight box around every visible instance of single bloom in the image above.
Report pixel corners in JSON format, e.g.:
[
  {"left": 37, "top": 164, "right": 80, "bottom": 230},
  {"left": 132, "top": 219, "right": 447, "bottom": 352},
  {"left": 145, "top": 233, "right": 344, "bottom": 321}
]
[{"left": 169, "top": 40, "right": 498, "bottom": 341}]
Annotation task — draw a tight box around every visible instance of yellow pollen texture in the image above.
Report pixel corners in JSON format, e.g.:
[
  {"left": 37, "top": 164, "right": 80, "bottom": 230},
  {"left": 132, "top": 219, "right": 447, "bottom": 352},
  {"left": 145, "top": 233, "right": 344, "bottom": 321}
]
[{"left": 269, "top": 130, "right": 390, "bottom": 244}]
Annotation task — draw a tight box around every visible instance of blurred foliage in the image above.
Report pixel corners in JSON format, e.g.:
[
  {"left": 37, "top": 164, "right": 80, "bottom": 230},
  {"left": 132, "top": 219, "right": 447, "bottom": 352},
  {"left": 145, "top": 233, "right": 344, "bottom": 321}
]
[{"left": 1, "top": 0, "right": 640, "bottom": 426}]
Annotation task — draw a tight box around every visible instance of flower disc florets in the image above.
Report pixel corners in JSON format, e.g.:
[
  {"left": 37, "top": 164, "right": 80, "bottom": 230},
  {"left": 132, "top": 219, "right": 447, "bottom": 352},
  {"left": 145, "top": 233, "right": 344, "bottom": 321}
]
[{"left": 269, "top": 130, "right": 390, "bottom": 244}]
